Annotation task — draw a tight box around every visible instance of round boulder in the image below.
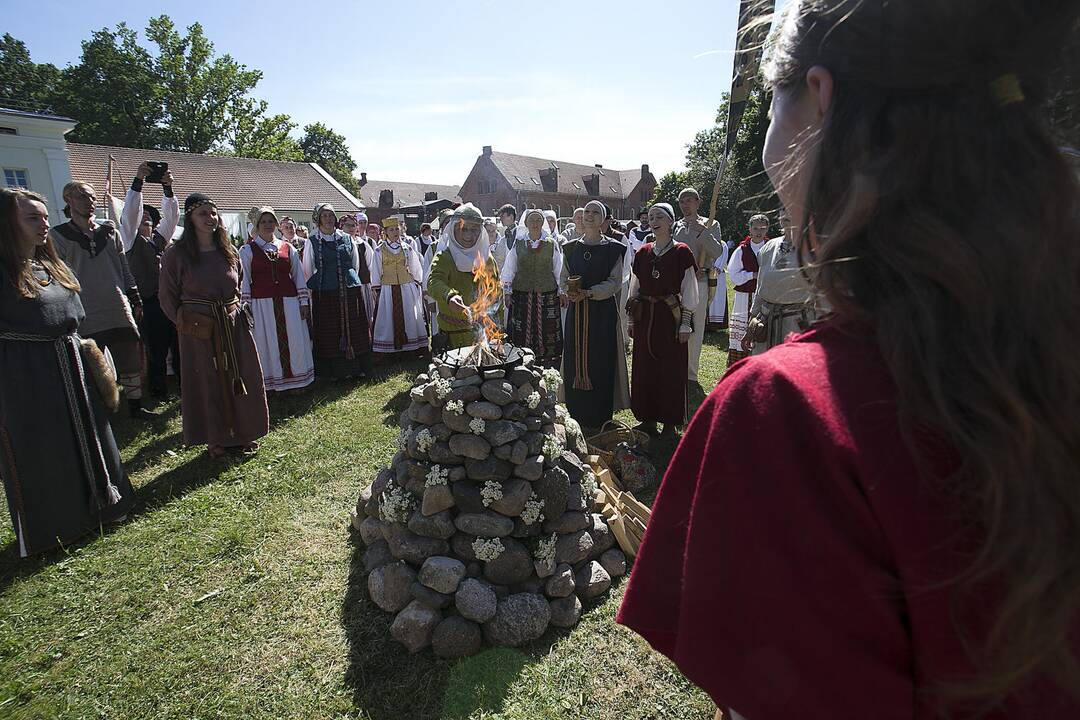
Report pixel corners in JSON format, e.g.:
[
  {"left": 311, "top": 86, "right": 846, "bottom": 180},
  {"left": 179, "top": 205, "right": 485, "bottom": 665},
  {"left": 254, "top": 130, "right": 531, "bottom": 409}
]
[
  {"left": 418, "top": 556, "right": 467, "bottom": 595},
  {"left": 390, "top": 600, "right": 442, "bottom": 653},
  {"left": 549, "top": 595, "right": 582, "bottom": 628},
  {"left": 454, "top": 577, "right": 498, "bottom": 623},
  {"left": 574, "top": 560, "right": 612, "bottom": 600},
  {"left": 482, "top": 593, "right": 551, "bottom": 647},
  {"left": 368, "top": 560, "right": 417, "bottom": 613},
  {"left": 481, "top": 536, "right": 534, "bottom": 585},
  {"left": 431, "top": 615, "right": 482, "bottom": 659}
]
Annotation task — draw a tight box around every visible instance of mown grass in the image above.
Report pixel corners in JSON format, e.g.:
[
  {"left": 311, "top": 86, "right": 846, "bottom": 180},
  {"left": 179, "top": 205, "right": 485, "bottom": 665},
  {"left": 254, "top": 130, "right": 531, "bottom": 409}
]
[{"left": 0, "top": 329, "right": 732, "bottom": 720}]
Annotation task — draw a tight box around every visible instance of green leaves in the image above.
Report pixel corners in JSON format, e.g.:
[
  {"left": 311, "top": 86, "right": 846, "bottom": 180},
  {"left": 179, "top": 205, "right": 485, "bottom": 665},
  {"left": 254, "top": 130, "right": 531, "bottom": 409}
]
[{"left": 300, "top": 123, "right": 361, "bottom": 195}]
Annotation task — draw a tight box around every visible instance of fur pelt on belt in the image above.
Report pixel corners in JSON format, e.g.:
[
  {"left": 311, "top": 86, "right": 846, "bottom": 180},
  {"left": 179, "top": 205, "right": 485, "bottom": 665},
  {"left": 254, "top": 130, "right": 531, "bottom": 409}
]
[{"left": 79, "top": 338, "right": 120, "bottom": 412}]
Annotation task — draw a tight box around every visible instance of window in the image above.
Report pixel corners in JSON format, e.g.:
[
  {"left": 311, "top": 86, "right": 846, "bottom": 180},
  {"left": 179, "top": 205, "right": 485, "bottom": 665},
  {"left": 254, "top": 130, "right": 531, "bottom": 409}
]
[
  {"left": 0, "top": 127, "right": 16, "bottom": 135},
  {"left": 572, "top": 182, "right": 581, "bottom": 190},
  {"left": 512, "top": 175, "right": 522, "bottom": 183},
  {"left": 530, "top": 178, "right": 540, "bottom": 186},
  {"left": 609, "top": 186, "right": 617, "bottom": 194},
  {"left": 3, "top": 168, "right": 28, "bottom": 189},
  {"left": 477, "top": 179, "right": 496, "bottom": 194}
]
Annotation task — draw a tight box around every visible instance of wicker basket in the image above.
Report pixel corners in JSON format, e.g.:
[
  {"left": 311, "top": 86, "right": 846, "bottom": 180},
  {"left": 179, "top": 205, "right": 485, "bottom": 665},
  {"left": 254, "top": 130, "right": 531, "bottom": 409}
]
[{"left": 587, "top": 420, "right": 650, "bottom": 468}]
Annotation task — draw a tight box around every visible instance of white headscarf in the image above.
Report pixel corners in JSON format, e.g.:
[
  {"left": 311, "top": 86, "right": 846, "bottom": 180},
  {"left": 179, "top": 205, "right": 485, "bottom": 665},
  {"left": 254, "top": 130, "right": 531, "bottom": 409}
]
[
  {"left": 515, "top": 208, "right": 552, "bottom": 246},
  {"left": 446, "top": 203, "right": 491, "bottom": 272}
]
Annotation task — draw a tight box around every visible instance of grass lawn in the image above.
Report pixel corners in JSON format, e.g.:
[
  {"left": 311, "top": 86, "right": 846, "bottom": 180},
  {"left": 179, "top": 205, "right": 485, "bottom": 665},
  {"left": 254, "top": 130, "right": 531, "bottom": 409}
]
[{"left": 0, "top": 329, "right": 733, "bottom": 720}]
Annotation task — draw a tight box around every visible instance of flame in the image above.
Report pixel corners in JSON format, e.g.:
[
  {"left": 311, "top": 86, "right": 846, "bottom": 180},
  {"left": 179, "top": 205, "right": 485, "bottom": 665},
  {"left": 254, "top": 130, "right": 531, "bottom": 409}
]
[{"left": 471, "top": 255, "right": 505, "bottom": 349}]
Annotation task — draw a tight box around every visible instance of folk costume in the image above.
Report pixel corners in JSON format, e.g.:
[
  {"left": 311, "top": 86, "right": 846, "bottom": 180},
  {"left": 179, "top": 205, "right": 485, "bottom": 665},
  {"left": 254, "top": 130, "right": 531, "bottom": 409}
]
[
  {"left": 503, "top": 210, "right": 564, "bottom": 367},
  {"left": 672, "top": 212, "right": 724, "bottom": 382},
  {"left": 121, "top": 177, "right": 181, "bottom": 399},
  {"left": 159, "top": 193, "right": 269, "bottom": 449},
  {"left": 745, "top": 234, "right": 822, "bottom": 355},
  {"left": 706, "top": 250, "right": 730, "bottom": 330},
  {"left": 560, "top": 202, "right": 630, "bottom": 431},
  {"left": 628, "top": 204, "right": 699, "bottom": 427},
  {"left": 427, "top": 204, "right": 500, "bottom": 351},
  {"left": 239, "top": 208, "right": 315, "bottom": 391},
  {"left": 0, "top": 261, "right": 134, "bottom": 556},
  {"left": 301, "top": 203, "right": 373, "bottom": 379},
  {"left": 371, "top": 218, "right": 428, "bottom": 354},
  {"left": 51, "top": 198, "right": 148, "bottom": 415},
  {"left": 726, "top": 234, "right": 764, "bottom": 365}
]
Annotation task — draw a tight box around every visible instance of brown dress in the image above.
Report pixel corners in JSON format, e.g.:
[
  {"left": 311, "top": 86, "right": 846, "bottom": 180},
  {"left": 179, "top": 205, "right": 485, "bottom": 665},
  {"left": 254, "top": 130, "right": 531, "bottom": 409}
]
[{"left": 160, "top": 246, "right": 269, "bottom": 447}]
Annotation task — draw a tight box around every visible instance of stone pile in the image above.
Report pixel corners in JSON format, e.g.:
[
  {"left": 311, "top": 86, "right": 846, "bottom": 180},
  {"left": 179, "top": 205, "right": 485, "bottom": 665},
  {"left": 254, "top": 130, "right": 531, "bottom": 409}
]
[{"left": 352, "top": 349, "right": 627, "bottom": 658}]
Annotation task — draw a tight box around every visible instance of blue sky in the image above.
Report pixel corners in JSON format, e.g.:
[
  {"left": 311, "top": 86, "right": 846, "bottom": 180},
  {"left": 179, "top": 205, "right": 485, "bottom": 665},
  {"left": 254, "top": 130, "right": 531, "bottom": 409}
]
[{"left": 8, "top": 0, "right": 751, "bottom": 186}]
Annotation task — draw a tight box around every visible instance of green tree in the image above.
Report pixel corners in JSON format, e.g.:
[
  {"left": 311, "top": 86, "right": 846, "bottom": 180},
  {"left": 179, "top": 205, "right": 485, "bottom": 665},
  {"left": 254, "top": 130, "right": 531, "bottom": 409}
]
[
  {"left": 224, "top": 97, "right": 303, "bottom": 161},
  {"left": 0, "top": 33, "right": 61, "bottom": 110},
  {"left": 300, "top": 122, "right": 360, "bottom": 195},
  {"left": 52, "top": 24, "right": 162, "bottom": 147},
  {"left": 652, "top": 87, "right": 777, "bottom": 242},
  {"left": 147, "top": 15, "right": 261, "bottom": 153}
]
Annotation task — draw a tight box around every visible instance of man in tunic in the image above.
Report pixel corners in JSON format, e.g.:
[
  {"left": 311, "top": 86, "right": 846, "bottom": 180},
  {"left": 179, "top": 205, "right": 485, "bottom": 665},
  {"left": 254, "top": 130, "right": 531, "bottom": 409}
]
[
  {"left": 498, "top": 203, "right": 519, "bottom": 253},
  {"left": 121, "top": 163, "right": 180, "bottom": 401},
  {"left": 726, "top": 213, "right": 769, "bottom": 366},
  {"left": 301, "top": 202, "right": 373, "bottom": 379},
  {"left": 51, "top": 180, "right": 158, "bottom": 419},
  {"left": 673, "top": 187, "right": 725, "bottom": 384},
  {"left": 427, "top": 204, "right": 500, "bottom": 350},
  {"left": 371, "top": 217, "right": 428, "bottom": 355}
]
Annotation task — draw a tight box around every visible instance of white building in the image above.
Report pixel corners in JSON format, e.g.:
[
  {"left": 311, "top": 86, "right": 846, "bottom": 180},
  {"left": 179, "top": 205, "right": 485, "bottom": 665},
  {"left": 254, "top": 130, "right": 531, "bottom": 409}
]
[{"left": 0, "top": 107, "right": 77, "bottom": 219}]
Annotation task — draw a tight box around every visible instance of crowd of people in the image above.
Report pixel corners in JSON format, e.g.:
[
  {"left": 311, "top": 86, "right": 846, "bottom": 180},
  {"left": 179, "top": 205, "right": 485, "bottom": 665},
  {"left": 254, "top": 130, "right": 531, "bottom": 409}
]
[{"left": 1, "top": 169, "right": 815, "bottom": 555}]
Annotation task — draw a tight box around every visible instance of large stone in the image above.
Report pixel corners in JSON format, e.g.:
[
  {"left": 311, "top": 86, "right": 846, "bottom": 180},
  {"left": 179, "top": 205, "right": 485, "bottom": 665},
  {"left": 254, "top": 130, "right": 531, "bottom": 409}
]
[
  {"left": 446, "top": 385, "right": 482, "bottom": 403},
  {"left": 451, "top": 374, "right": 483, "bottom": 389},
  {"left": 523, "top": 432, "right": 545, "bottom": 457},
  {"left": 419, "top": 556, "right": 467, "bottom": 594},
  {"left": 436, "top": 364, "right": 454, "bottom": 379},
  {"left": 430, "top": 423, "right": 453, "bottom": 442},
  {"left": 543, "top": 511, "right": 591, "bottom": 534},
  {"left": 428, "top": 442, "right": 465, "bottom": 465},
  {"left": 502, "top": 403, "right": 529, "bottom": 422},
  {"left": 389, "top": 600, "right": 441, "bottom": 653},
  {"left": 511, "top": 517, "right": 542, "bottom": 538},
  {"left": 450, "top": 533, "right": 478, "bottom": 562},
  {"left": 509, "top": 367, "right": 536, "bottom": 387},
  {"left": 534, "top": 558, "right": 556, "bottom": 579},
  {"left": 359, "top": 516, "right": 384, "bottom": 546},
  {"left": 482, "top": 593, "right": 551, "bottom": 647},
  {"left": 510, "top": 575, "right": 544, "bottom": 595},
  {"left": 513, "top": 455, "right": 544, "bottom": 482},
  {"left": 466, "top": 401, "right": 502, "bottom": 420},
  {"left": 367, "top": 469, "right": 394, "bottom": 516},
  {"left": 408, "top": 401, "right": 441, "bottom": 426},
  {"left": 489, "top": 478, "right": 531, "bottom": 517},
  {"left": 465, "top": 456, "right": 514, "bottom": 482},
  {"left": 493, "top": 444, "right": 514, "bottom": 461},
  {"left": 356, "top": 485, "right": 372, "bottom": 521},
  {"left": 411, "top": 581, "right": 453, "bottom": 610},
  {"left": 448, "top": 466, "right": 468, "bottom": 483},
  {"left": 455, "top": 511, "right": 514, "bottom": 538},
  {"left": 454, "top": 365, "right": 477, "bottom": 380},
  {"left": 363, "top": 539, "right": 395, "bottom": 573},
  {"left": 449, "top": 434, "right": 491, "bottom": 461},
  {"left": 524, "top": 417, "right": 543, "bottom": 432},
  {"left": 431, "top": 615, "right": 482, "bottom": 659},
  {"left": 408, "top": 509, "right": 456, "bottom": 540},
  {"left": 482, "top": 420, "right": 526, "bottom": 448},
  {"left": 513, "top": 381, "right": 536, "bottom": 403},
  {"left": 565, "top": 484, "right": 586, "bottom": 512},
  {"left": 368, "top": 561, "right": 416, "bottom": 613},
  {"left": 588, "top": 513, "right": 616, "bottom": 558},
  {"left": 534, "top": 467, "right": 570, "bottom": 518},
  {"left": 421, "top": 485, "right": 455, "bottom": 516},
  {"left": 600, "top": 548, "right": 627, "bottom": 578},
  {"left": 548, "top": 595, "right": 582, "bottom": 628},
  {"left": 454, "top": 577, "right": 497, "bottom": 623},
  {"left": 509, "top": 440, "right": 528, "bottom": 465},
  {"left": 405, "top": 459, "right": 431, "bottom": 482},
  {"left": 403, "top": 476, "right": 426, "bottom": 498},
  {"left": 442, "top": 409, "right": 474, "bottom": 434},
  {"left": 384, "top": 524, "right": 450, "bottom": 566},
  {"left": 574, "top": 560, "right": 612, "bottom": 600},
  {"left": 482, "top": 536, "right": 533, "bottom": 585},
  {"left": 480, "top": 379, "right": 515, "bottom": 405},
  {"left": 558, "top": 452, "right": 587, "bottom": 484},
  {"left": 410, "top": 385, "right": 427, "bottom": 402},
  {"left": 554, "top": 529, "right": 594, "bottom": 565},
  {"left": 544, "top": 563, "right": 575, "bottom": 598},
  {"left": 451, "top": 481, "right": 486, "bottom": 514}
]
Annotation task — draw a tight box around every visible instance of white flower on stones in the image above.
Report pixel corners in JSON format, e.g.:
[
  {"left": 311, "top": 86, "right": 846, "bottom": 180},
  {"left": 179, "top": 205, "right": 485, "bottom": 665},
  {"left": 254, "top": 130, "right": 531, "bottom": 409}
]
[
  {"left": 555, "top": 404, "right": 569, "bottom": 422},
  {"left": 540, "top": 368, "right": 563, "bottom": 392},
  {"left": 525, "top": 391, "right": 541, "bottom": 410},
  {"left": 581, "top": 470, "right": 598, "bottom": 505},
  {"left": 472, "top": 537, "right": 505, "bottom": 562},
  {"left": 445, "top": 399, "right": 465, "bottom": 415},
  {"left": 534, "top": 533, "right": 557, "bottom": 563},
  {"left": 432, "top": 377, "right": 452, "bottom": 400},
  {"left": 397, "top": 428, "right": 412, "bottom": 451},
  {"left": 425, "top": 464, "right": 449, "bottom": 487},
  {"left": 380, "top": 484, "right": 414, "bottom": 524},
  {"left": 469, "top": 417, "right": 486, "bottom": 435},
  {"left": 481, "top": 480, "right": 503, "bottom": 508},
  {"left": 542, "top": 434, "right": 564, "bottom": 459},
  {"left": 521, "top": 494, "right": 545, "bottom": 525},
  {"left": 415, "top": 428, "right": 434, "bottom": 453},
  {"left": 565, "top": 417, "right": 581, "bottom": 437}
]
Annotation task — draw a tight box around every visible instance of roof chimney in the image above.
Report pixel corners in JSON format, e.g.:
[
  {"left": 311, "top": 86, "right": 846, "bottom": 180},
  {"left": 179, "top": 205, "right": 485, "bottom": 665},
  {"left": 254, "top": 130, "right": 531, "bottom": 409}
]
[
  {"left": 594, "top": 163, "right": 603, "bottom": 169},
  {"left": 360, "top": 172, "right": 368, "bottom": 186},
  {"left": 482, "top": 145, "right": 492, "bottom": 156},
  {"left": 641, "top": 164, "right": 649, "bottom": 175}
]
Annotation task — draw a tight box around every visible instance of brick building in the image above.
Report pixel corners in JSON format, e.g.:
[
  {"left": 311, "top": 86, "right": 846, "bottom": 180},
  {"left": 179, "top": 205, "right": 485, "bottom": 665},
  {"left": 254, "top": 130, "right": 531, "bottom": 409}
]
[
  {"left": 459, "top": 146, "right": 657, "bottom": 221},
  {"left": 354, "top": 173, "right": 461, "bottom": 230}
]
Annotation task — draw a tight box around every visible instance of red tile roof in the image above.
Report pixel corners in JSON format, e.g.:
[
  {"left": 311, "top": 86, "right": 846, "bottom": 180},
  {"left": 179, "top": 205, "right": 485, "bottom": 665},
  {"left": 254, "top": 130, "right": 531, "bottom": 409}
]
[{"left": 66, "top": 142, "right": 363, "bottom": 214}]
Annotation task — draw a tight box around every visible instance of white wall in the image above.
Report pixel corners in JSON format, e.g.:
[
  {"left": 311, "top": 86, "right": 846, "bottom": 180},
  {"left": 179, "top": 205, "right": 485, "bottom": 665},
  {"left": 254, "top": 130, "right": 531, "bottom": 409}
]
[{"left": 0, "top": 112, "right": 76, "bottom": 223}]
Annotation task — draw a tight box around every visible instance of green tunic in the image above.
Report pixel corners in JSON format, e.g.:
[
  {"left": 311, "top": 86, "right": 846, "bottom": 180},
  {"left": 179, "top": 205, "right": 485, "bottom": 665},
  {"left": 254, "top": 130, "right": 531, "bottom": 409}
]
[{"left": 427, "top": 250, "right": 501, "bottom": 350}]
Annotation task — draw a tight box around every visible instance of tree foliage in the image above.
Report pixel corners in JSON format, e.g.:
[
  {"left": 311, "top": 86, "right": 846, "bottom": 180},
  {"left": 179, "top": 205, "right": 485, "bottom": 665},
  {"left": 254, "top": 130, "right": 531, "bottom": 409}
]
[
  {"left": 224, "top": 97, "right": 303, "bottom": 161},
  {"left": 652, "top": 87, "right": 778, "bottom": 242},
  {"left": 0, "top": 33, "right": 60, "bottom": 110},
  {"left": 300, "top": 123, "right": 361, "bottom": 195}
]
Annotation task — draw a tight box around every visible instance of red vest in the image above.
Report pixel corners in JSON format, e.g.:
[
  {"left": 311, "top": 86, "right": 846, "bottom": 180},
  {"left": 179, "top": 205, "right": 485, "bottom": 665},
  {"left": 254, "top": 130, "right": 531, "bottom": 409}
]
[{"left": 248, "top": 240, "right": 298, "bottom": 299}]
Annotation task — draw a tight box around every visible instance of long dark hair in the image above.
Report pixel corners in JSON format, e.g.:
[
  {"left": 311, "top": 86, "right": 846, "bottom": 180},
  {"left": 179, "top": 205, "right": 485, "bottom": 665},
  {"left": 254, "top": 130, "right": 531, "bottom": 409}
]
[
  {"left": 0, "top": 188, "right": 81, "bottom": 297},
  {"left": 767, "top": 0, "right": 1080, "bottom": 708},
  {"left": 174, "top": 202, "right": 238, "bottom": 266}
]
